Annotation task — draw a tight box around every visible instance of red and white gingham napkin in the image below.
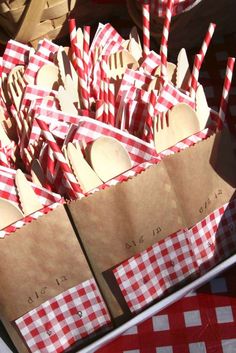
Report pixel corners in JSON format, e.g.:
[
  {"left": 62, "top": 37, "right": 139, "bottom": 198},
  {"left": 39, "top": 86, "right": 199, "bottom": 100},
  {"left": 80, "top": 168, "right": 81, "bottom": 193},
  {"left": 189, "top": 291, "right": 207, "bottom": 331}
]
[
  {"left": 36, "top": 39, "right": 59, "bottom": 61},
  {"left": 2, "top": 40, "right": 32, "bottom": 75},
  {"left": 15, "top": 278, "right": 111, "bottom": 353},
  {"left": 151, "top": 0, "right": 198, "bottom": 17},
  {"left": 24, "top": 54, "right": 55, "bottom": 84},
  {"left": 140, "top": 50, "right": 162, "bottom": 75},
  {"left": 72, "top": 117, "right": 157, "bottom": 165},
  {"left": 113, "top": 198, "right": 236, "bottom": 313}
]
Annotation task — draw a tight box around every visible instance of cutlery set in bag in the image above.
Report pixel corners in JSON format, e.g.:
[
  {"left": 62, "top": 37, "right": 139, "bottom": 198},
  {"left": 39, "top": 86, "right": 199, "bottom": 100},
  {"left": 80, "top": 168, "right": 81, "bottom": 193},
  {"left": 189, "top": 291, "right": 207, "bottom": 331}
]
[{"left": 0, "top": 1, "right": 235, "bottom": 352}]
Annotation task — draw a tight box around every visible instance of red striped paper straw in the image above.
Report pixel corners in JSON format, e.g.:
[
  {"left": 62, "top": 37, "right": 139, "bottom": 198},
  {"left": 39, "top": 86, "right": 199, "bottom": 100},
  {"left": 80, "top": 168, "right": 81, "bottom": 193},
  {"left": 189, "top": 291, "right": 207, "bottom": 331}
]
[
  {"left": 108, "top": 83, "right": 115, "bottom": 126},
  {"left": 142, "top": 1, "right": 150, "bottom": 57},
  {"left": 69, "top": 19, "right": 89, "bottom": 109},
  {"left": 190, "top": 54, "right": 202, "bottom": 100},
  {"left": 95, "top": 100, "right": 104, "bottom": 121},
  {"left": 100, "top": 57, "right": 109, "bottom": 123},
  {"left": 219, "top": 57, "right": 235, "bottom": 123},
  {"left": 36, "top": 118, "right": 82, "bottom": 197},
  {"left": 160, "top": 0, "right": 174, "bottom": 83},
  {"left": 68, "top": 19, "right": 79, "bottom": 69},
  {"left": 75, "top": 44, "right": 89, "bottom": 109},
  {"left": 83, "top": 26, "right": 90, "bottom": 82},
  {"left": 199, "top": 23, "right": 216, "bottom": 66},
  {"left": 143, "top": 90, "right": 155, "bottom": 143}
]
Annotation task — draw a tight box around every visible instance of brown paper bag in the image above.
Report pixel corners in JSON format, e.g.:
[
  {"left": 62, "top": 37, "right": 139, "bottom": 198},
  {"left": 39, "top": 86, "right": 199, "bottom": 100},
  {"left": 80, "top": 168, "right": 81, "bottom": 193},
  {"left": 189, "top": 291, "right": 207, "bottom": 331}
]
[
  {"left": 0, "top": 205, "right": 109, "bottom": 353},
  {"left": 67, "top": 127, "right": 236, "bottom": 322}
]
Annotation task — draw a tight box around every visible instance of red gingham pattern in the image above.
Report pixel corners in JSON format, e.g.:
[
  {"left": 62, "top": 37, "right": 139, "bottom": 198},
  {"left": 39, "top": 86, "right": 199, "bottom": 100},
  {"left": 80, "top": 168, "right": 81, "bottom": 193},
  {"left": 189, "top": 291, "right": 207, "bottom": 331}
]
[
  {"left": 113, "top": 229, "right": 198, "bottom": 313},
  {"left": 21, "top": 84, "right": 56, "bottom": 111},
  {"left": 142, "top": 3, "right": 150, "bottom": 56},
  {"left": 36, "top": 39, "right": 59, "bottom": 61},
  {"left": 2, "top": 40, "right": 32, "bottom": 74},
  {"left": 156, "top": 81, "right": 195, "bottom": 113},
  {"left": 113, "top": 199, "right": 236, "bottom": 313},
  {"left": 89, "top": 23, "right": 123, "bottom": 58},
  {"left": 189, "top": 198, "right": 236, "bottom": 273},
  {"left": 150, "top": 0, "right": 198, "bottom": 17},
  {"left": 141, "top": 50, "right": 161, "bottom": 75},
  {"left": 72, "top": 117, "right": 158, "bottom": 165},
  {"left": 15, "top": 278, "right": 111, "bottom": 353},
  {"left": 24, "top": 54, "right": 54, "bottom": 84}
]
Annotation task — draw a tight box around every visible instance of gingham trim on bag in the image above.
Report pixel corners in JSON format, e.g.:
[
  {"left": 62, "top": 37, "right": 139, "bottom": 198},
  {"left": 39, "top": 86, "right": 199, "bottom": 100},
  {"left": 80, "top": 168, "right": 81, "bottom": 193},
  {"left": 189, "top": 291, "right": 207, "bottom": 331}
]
[
  {"left": 189, "top": 198, "right": 236, "bottom": 273},
  {"left": 113, "top": 199, "right": 236, "bottom": 313},
  {"left": 113, "top": 229, "right": 198, "bottom": 313},
  {"left": 15, "top": 278, "right": 111, "bottom": 353}
]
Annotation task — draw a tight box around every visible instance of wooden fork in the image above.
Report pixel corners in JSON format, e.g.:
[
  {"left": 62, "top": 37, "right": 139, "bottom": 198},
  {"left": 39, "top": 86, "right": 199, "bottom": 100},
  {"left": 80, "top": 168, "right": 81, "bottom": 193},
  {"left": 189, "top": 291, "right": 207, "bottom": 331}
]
[
  {"left": 7, "top": 65, "right": 26, "bottom": 111},
  {"left": 108, "top": 50, "right": 139, "bottom": 80}
]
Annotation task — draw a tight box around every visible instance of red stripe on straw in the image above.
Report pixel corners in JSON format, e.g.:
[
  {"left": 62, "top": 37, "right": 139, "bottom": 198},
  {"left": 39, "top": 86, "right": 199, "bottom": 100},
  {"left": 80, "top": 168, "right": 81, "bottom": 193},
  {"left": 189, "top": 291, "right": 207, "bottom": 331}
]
[
  {"left": 160, "top": 0, "right": 174, "bottom": 85},
  {"left": 199, "top": 23, "right": 216, "bottom": 66},
  {"left": 142, "top": 2, "right": 150, "bottom": 57},
  {"left": 108, "top": 83, "right": 115, "bottom": 126},
  {"left": 36, "top": 118, "right": 82, "bottom": 197},
  {"left": 83, "top": 25, "right": 90, "bottom": 83},
  {"left": 219, "top": 57, "right": 235, "bottom": 124},
  {"left": 190, "top": 54, "right": 202, "bottom": 100},
  {"left": 143, "top": 90, "right": 156, "bottom": 143}
]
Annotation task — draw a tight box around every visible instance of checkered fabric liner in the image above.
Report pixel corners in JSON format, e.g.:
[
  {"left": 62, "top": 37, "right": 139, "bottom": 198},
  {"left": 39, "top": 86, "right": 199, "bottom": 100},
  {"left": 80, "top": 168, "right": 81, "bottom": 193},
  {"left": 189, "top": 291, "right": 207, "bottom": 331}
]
[
  {"left": 113, "top": 199, "right": 236, "bottom": 313},
  {"left": 148, "top": 0, "right": 198, "bottom": 17},
  {"left": 24, "top": 54, "right": 55, "bottom": 84},
  {"left": 21, "top": 84, "right": 56, "bottom": 111},
  {"left": 72, "top": 117, "right": 158, "bottom": 165},
  {"left": 141, "top": 51, "right": 162, "bottom": 75},
  {"left": 189, "top": 198, "right": 236, "bottom": 273},
  {"left": 2, "top": 40, "right": 32, "bottom": 75},
  {"left": 36, "top": 39, "right": 59, "bottom": 61},
  {"left": 89, "top": 23, "right": 123, "bottom": 59},
  {"left": 15, "top": 278, "right": 111, "bottom": 353}
]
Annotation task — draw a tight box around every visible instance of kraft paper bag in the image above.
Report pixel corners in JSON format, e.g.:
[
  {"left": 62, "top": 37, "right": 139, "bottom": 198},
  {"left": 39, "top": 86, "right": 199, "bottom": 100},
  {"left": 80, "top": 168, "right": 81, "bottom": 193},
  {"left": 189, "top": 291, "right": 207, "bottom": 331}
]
[
  {"left": 0, "top": 205, "right": 110, "bottom": 353},
  {"left": 67, "top": 127, "right": 236, "bottom": 322}
]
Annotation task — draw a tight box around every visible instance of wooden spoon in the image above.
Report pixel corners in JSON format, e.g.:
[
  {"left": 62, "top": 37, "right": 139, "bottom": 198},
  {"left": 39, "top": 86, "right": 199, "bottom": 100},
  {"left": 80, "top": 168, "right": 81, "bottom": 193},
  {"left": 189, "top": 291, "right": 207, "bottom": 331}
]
[
  {"left": 88, "top": 136, "right": 132, "bottom": 182},
  {"left": 15, "top": 169, "right": 43, "bottom": 216},
  {"left": 154, "top": 103, "right": 200, "bottom": 153},
  {"left": 67, "top": 142, "right": 103, "bottom": 193},
  {"left": 0, "top": 198, "right": 24, "bottom": 230},
  {"left": 36, "top": 64, "right": 59, "bottom": 90},
  {"left": 154, "top": 62, "right": 176, "bottom": 84}
]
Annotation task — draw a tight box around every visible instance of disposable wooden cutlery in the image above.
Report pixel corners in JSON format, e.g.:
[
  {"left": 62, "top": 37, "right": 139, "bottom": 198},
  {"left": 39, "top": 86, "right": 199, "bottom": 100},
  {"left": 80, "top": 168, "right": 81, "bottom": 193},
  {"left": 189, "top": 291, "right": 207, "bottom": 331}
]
[
  {"left": 88, "top": 136, "right": 132, "bottom": 182},
  {"left": 0, "top": 197, "right": 24, "bottom": 230},
  {"left": 154, "top": 103, "right": 200, "bottom": 153},
  {"left": 67, "top": 142, "right": 103, "bottom": 193},
  {"left": 15, "top": 169, "right": 43, "bottom": 216}
]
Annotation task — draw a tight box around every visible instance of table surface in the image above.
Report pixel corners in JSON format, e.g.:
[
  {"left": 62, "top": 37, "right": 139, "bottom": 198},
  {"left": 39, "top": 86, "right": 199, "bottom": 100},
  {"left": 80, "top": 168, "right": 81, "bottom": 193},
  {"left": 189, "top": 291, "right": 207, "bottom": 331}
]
[{"left": 0, "top": 7, "right": 236, "bottom": 353}]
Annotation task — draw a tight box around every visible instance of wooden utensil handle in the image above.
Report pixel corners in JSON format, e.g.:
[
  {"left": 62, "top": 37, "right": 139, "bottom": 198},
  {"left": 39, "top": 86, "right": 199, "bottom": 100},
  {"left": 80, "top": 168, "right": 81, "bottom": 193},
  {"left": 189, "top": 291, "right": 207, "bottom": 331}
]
[{"left": 15, "top": 0, "right": 47, "bottom": 44}]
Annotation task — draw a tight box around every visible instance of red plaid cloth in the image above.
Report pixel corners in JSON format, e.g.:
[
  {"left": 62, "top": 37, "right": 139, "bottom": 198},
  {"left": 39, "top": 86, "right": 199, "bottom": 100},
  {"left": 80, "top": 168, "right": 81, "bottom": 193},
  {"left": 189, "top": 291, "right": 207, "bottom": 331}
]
[
  {"left": 36, "top": 39, "right": 59, "bottom": 61},
  {"left": 15, "top": 278, "right": 111, "bottom": 353},
  {"left": 149, "top": 0, "right": 198, "bottom": 17},
  {"left": 113, "top": 199, "right": 236, "bottom": 313},
  {"left": 2, "top": 40, "right": 32, "bottom": 75},
  {"left": 24, "top": 54, "right": 54, "bottom": 84}
]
